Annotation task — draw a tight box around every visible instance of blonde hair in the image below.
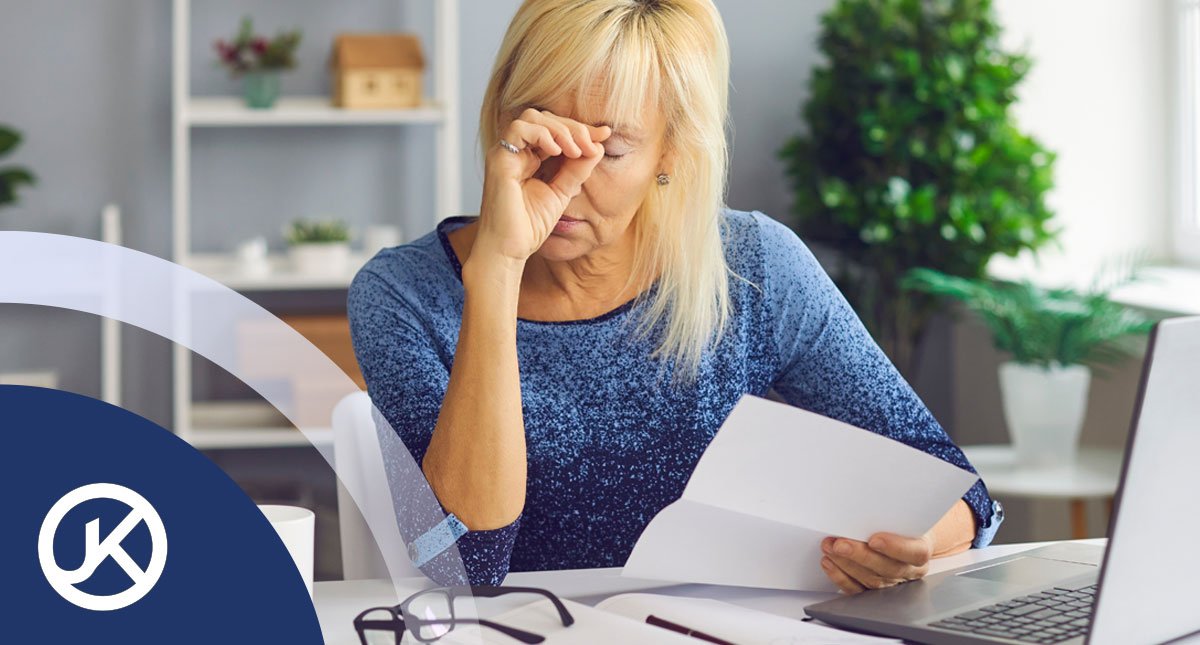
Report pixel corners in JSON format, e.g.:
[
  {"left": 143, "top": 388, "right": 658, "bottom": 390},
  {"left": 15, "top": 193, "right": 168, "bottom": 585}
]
[{"left": 480, "top": 0, "right": 733, "bottom": 381}]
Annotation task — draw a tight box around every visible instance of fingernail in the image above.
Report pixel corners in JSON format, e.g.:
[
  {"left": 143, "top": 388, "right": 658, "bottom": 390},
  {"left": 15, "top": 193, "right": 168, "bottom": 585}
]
[
  {"left": 834, "top": 541, "right": 852, "bottom": 556},
  {"left": 869, "top": 537, "right": 884, "bottom": 550},
  {"left": 820, "top": 558, "right": 832, "bottom": 570},
  {"left": 821, "top": 539, "right": 834, "bottom": 553}
]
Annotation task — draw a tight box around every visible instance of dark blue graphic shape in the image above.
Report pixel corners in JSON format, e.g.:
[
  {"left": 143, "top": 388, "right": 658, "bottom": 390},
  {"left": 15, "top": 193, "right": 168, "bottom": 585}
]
[{"left": 1, "top": 386, "right": 322, "bottom": 644}]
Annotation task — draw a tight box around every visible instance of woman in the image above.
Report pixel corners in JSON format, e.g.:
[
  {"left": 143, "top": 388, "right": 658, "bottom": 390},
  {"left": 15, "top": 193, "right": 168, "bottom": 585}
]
[{"left": 348, "top": 0, "right": 1002, "bottom": 594}]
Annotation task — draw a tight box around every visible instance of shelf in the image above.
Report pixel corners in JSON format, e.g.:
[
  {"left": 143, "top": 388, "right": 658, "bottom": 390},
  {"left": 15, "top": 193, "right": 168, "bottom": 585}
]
[
  {"left": 185, "top": 402, "right": 333, "bottom": 449},
  {"left": 185, "top": 426, "right": 334, "bottom": 449},
  {"left": 961, "top": 445, "right": 1123, "bottom": 499},
  {"left": 185, "top": 96, "right": 446, "bottom": 127},
  {"left": 1110, "top": 266, "right": 1200, "bottom": 316},
  {"left": 185, "top": 252, "right": 370, "bottom": 291}
]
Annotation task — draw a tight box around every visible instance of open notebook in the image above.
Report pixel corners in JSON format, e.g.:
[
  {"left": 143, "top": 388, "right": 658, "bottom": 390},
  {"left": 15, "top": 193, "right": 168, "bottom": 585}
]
[{"left": 435, "top": 592, "right": 899, "bottom": 644}]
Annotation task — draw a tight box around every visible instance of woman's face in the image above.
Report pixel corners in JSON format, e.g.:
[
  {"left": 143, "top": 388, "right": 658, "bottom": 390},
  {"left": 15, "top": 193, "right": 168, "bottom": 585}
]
[{"left": 526, "top": 89, "right": 670, "bottom": 263}]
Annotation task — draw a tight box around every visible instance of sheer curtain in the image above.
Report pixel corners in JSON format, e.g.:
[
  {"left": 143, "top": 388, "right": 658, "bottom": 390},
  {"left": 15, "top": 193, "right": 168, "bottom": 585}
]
[{"left": 1177, "top": 0, "right": 1200, "bottom": 262}]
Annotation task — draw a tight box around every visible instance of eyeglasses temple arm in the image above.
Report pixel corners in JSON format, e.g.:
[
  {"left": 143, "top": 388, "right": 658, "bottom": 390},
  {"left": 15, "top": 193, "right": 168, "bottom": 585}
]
[
  {"left": 457, "top": 618, "right": 545, "bottom": 644},
  {"left": 465, "top": 585, "right": 575, "bottom": 626}
]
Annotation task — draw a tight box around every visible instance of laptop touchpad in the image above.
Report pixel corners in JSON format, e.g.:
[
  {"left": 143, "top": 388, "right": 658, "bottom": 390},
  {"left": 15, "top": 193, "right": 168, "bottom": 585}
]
[{"left": 958, "top": 556, "right": 1097, "bottom": 587}]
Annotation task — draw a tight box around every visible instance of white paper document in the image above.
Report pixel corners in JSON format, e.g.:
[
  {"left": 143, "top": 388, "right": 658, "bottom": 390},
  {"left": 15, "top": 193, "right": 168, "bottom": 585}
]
[
  {"left": 622, "top": 395, "right": 979, "bottom": 591},
  {"left": 597, "top": 593, "right": 902, "bottom": 644}
]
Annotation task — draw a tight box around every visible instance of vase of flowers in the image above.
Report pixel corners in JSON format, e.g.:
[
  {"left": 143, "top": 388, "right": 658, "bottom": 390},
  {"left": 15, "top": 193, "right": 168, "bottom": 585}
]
[
  {"left": 904, "top": 267, "right": 1154, "bottom": 466},
  {"left": 285, "top": 219, "right": 352, "bottom": 275},
  {"left": 214, "top": 17, "right": 302, "bottom": 109}
]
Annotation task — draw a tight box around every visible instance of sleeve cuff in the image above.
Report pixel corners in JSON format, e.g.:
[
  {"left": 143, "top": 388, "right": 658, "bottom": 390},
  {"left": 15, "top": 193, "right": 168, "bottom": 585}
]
[
  {"left": 971, "top": 499, "right": 1005, "bottom": 549},
  {"left": 407, "top": 513, "right": 469, "bottom": 567},
  {"left": 419, "top": 513, "right": 523, "bottom": 586}
]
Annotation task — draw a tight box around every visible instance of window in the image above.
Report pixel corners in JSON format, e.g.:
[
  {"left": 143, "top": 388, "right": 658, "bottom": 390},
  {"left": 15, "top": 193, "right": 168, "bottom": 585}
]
[{"left": 1177, "top": 0, "right": 1200, "bottom": 262}]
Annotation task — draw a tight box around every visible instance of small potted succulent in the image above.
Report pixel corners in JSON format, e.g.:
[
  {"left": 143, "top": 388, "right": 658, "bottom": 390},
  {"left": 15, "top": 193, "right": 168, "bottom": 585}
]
[
  {"left": 285, "top": 218, "right": 352, "bottom": 275},
  {"left": 0, "top": 125, "right": 36, "bottom": 209},
  {"left": 904, "top": 267, "right": 1154, "bottom": 466},
  {"left": 214, "top": 17, "right": 302, "bottom": 109}
]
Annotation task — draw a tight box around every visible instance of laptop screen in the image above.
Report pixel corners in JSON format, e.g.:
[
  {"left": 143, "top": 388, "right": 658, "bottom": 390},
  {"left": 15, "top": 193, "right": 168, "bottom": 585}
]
[{"left": 1090, "top": 316, "right": 1200, "bottom": 645}]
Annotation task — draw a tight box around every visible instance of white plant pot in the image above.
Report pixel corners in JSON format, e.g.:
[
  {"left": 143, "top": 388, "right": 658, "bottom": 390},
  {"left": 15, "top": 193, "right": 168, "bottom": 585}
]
[
  {"left": 289, "top": 242, "right": 350, "bottom": 275},
  {"left": 998, "top": 362, "right": 1091, "bottom": 467}
]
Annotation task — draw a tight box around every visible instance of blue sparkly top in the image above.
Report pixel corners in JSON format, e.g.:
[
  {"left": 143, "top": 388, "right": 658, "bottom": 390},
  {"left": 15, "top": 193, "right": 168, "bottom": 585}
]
[{"left": 348, "top": 209, "right": 1003, "bottom": 586}]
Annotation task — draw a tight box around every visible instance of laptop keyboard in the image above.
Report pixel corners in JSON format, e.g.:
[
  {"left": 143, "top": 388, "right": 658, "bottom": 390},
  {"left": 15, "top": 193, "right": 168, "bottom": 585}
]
[{"left": 928, "top": 582, "right": 1096, "bottom": 643}]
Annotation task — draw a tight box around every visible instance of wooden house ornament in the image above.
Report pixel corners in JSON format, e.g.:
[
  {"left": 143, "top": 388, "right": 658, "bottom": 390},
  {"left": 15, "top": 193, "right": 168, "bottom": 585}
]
[{"left": 331, "top": 33, "right": 425, "bottom": 109}]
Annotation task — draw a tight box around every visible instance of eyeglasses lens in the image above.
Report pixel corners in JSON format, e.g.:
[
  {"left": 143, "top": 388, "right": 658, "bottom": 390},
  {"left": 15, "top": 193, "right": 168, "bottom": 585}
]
[
  {"left": 361, "top": 608, "right": 404, "bottom": 645},
  {"left": 409, "top": 591, "right": 455, "bottom": 641}
]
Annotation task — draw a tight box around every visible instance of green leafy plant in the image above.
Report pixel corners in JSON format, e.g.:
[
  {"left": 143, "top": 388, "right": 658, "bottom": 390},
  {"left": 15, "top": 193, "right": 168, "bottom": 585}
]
[
  {"left": 0, "top": 125, "right": 36, "bottom": 209},
  {"left": 902, "top": 268, "right": 1153, "bottom": 370},
  {"left": 214, "top": 17, "right": 302, "bottom": 77},
  {"left": 285, "top": 219, "right": 351, "bottom": 245},
  {"left": 779, "top": 0, "right": 1057, "bottom": 374}
]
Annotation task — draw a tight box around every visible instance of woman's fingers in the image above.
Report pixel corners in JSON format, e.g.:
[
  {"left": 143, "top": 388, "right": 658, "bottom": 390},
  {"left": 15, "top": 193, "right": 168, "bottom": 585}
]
[
  {"left": 530, "top": 109, "right": 609, "bottom": 157},
  {"left": 868, "top": 532, "right": 934, "bottom": 568},
  {"left": 517, "top": 108, "right": 580, "bottom": 158},
  {"left": 821, "top": 557, "right": 866, "bottom": 595},
  {"left": 499, "top": 120, "right": 562, "bottom": 159},
  {"left": 504, "top": 108, "right": 614, "bottom": 157},
  {"left": 826, "top": 553, "right": 905, "bottom": 590},
  {"left": 491, "top": 108, "right": 615, "bottom": 214},
  {"left": 822, "top": 537, "right": 928, "bottom": 586},
  {"left": 522, "top": 113, "right": 611, "bottom": 201}
]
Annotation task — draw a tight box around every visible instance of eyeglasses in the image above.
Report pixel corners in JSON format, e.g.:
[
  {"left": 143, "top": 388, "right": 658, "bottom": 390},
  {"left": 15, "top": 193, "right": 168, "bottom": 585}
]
[{"left": 353, "top": 585, "right": 575, "bottom": 644}]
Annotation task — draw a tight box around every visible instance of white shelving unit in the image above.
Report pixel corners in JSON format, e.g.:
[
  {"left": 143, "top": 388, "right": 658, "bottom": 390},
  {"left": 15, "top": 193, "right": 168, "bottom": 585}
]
[
  {"left": 187, "top": 96, "right": 446, "bottom": 127},
  {"left": 171, "top": 0, "right": 461, "bottom": 449},
  {"left": 101, "top": 204, "right": 123, "bottom": 408}
]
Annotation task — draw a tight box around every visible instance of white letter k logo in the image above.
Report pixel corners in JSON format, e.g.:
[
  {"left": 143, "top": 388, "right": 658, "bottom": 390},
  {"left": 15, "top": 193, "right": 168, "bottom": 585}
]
[{"left": 38, "top": 483, "right": 168, "bottom": 611}]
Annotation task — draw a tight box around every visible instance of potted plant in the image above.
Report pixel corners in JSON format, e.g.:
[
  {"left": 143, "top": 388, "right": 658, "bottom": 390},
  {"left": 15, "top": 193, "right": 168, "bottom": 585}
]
[
  {"left": 779, "top": 0, "right": 1057, "bottom": 375},
  {"left": 285, "top": 219, "right": 352, "bottom": 275},
  {"left": 0, "top": 125, "right": 36, "bottom": 209},
  {"left": 214, "top": 17, "right": 302, "bottom": 109},
  {"left": 903, "top": 267, "right": 1153, "bottom": 466}
]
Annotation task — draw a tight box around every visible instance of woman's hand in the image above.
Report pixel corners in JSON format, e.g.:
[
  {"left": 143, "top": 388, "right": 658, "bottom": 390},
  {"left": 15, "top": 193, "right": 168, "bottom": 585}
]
[
  {"left": 475, "top": 108, "right": 612, "bottom": 264},
  {"left": 818, "top": 501, "right": 976, "bottom": 594},
  {"left": 819, "top": 532, "right": 934, "bottom": 595}
]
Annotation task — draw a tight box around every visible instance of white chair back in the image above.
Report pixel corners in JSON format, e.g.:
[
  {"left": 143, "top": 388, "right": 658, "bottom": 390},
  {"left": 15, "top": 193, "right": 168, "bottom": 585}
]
[{"left": 332, "top": 391, "right": 419, "bottom": 580}]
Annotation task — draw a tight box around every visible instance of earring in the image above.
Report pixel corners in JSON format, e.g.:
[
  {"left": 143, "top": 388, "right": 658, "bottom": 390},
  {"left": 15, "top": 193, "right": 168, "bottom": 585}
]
[{"left": 656, "top": 173, "right": 671, "bottom": 186}]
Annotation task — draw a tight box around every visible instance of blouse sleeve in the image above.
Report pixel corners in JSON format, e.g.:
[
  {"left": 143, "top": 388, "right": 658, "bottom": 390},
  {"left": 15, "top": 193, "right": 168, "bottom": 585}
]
[
  {"left": 348, "top": 266, "right": 521, "bottom": 585},
  {"left": 753, "top": 213, "right": 1003, "bottom": 548}
]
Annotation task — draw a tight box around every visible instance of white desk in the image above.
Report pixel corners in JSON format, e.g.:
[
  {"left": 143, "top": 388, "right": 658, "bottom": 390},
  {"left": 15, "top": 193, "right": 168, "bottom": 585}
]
[
  {"left": 313, "top": 539, "right": 1156, "bottom": 644},
  {"left": 963, "top": 445, "right": 1124, "bottom": 539}
]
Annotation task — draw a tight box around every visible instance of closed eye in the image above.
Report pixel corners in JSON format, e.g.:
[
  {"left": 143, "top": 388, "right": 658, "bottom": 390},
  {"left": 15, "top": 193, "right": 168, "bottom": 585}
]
[{"left": 602, "top": 136, "right": 633, "bottom": 159}]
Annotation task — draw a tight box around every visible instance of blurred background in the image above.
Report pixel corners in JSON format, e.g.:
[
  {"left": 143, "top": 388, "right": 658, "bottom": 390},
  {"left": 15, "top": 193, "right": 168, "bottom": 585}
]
[{"left": 1, "top": 0, "right": 1196, "bottom": 580}]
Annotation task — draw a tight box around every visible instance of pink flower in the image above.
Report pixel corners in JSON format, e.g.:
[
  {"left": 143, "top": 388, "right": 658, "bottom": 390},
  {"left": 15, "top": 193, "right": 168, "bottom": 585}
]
[{"left": 251, "top": 37, "right": 268, "bottom": 55}]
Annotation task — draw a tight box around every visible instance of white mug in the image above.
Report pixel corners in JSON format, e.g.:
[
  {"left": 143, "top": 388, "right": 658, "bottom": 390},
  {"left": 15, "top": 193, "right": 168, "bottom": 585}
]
[{"left": 258, "top": 504, "right": 315, "bottom": 598}]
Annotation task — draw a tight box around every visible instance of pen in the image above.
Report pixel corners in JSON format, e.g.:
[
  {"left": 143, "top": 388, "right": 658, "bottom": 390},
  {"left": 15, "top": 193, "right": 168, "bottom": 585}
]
[{"left": 646, "top": 614, "right": 738, "bottom": 645}]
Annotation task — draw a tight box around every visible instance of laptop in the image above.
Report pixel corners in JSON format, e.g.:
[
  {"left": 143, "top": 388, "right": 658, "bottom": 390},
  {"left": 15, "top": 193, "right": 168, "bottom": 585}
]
[{"left": 805, "top": 316, "right": 1200, "bottom": 645}]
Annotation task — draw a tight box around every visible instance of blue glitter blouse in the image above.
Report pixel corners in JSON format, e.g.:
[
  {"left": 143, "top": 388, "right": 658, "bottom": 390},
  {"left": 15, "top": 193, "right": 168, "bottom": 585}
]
[{"left": 347, "top": 209, "right": 1003, "bottom": 586}]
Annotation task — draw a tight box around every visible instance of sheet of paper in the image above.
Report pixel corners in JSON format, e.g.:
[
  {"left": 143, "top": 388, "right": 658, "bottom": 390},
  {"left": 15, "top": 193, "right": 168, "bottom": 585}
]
[
  {"left": 596, "top": 593, "right": 902, "bottom": 645},
  {"left": 623, "top": 395, "right": 978, "bottom": 591}
]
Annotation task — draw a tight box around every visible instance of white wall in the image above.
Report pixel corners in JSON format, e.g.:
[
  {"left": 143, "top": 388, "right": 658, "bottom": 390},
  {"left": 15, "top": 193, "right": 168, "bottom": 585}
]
[
  {"left": 988, "top": 0, "right": 1172, "bottom": 283},
  {"left": 949, "top": 0, "right": 1172, "bottom": 542}
]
